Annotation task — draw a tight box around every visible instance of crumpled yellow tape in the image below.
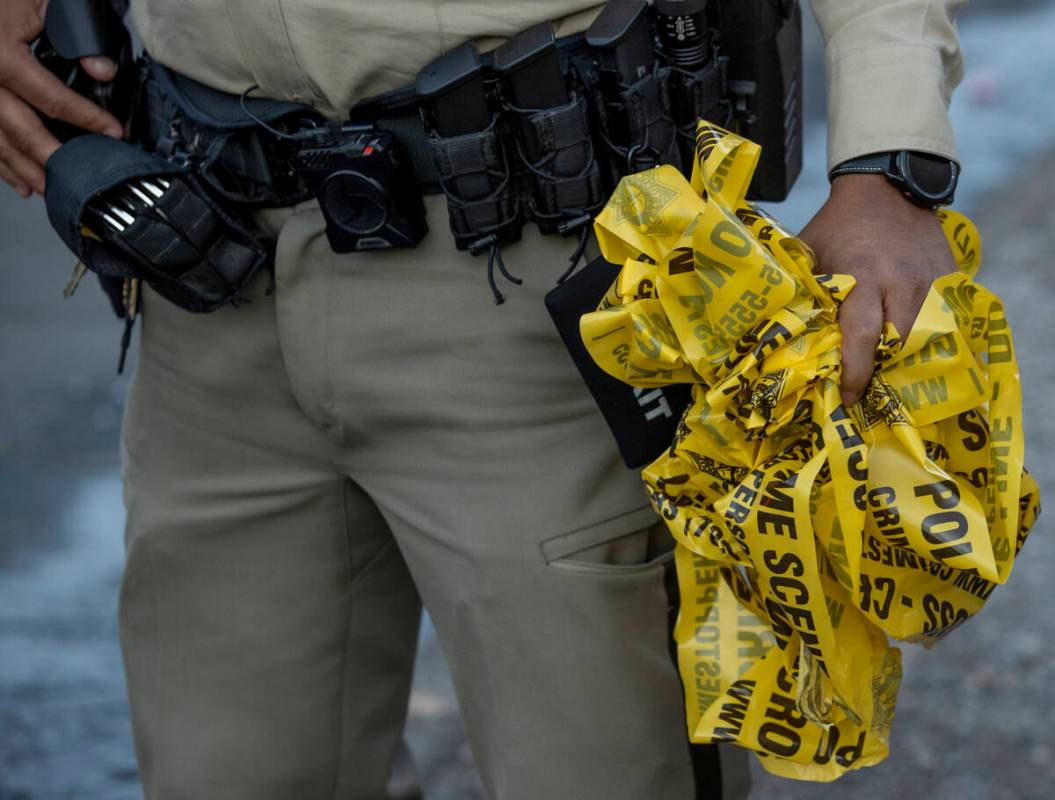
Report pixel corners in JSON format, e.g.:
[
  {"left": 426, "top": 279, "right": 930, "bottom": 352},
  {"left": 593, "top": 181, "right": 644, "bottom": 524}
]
[{"left": 581, "top": 121, "right": 1041, "bottom": 781}]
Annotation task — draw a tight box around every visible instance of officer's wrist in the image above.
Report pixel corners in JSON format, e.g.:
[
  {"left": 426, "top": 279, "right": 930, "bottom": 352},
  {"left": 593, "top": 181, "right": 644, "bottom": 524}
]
[
  {"left": 825, "top": 173, "right": 941, "bottom": 239},
  {"left": 829, "top": 172, "right": 907, "bottom": 205}
]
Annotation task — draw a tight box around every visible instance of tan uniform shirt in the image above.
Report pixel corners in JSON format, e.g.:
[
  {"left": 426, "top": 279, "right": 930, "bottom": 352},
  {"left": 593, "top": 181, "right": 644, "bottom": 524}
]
[{"left": 129, "top": 0, "right": 966, "bottom": 171}]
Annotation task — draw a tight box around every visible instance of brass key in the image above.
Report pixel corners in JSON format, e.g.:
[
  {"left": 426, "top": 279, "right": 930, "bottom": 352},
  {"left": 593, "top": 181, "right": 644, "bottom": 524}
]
[{"left": 62, "top": 261, "right": 89, "bottom": 299}]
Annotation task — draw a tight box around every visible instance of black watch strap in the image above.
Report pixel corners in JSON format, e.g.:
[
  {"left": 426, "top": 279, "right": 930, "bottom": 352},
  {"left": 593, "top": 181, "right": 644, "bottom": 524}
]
[
  {"left": 829, "top": 152, "right": 893, "bottom": 180},
  {"left": 830, "top": 150, "right": 958, "bottom": 209}
]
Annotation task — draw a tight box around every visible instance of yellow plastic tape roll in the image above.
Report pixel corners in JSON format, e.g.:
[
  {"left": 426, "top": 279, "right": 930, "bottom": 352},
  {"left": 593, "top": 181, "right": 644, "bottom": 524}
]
[{"left": 581, "top": 121, "right": 1041, "bottom": 781}]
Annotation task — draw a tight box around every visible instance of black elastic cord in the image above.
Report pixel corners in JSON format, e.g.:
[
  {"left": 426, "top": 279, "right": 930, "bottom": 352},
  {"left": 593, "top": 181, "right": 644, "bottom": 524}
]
[
  {"left": 557, "top": 224, "right": 591, "bottom": 284},
  {"left": 487, "top": 244, "right": 504, "bottom": 305},
  {"left": 238, "top": 85, "right": 305, "bottom": 140},
  {"left": 116, "top": 279, "right": 140, "bottom": 375},
  {"left": 485, "top": 242, "right": 523, "bottom": 305},
  {"left": 493, "top": 244, "right": 521, "bottom": 286},
  {"left": 117, "top": 315, "right": 135, "bottom": 374}
]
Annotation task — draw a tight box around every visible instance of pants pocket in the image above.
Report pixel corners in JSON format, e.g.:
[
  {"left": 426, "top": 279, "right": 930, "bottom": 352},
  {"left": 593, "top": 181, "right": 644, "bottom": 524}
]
[{"left": 540, "top": 505, "right": 674, "bottom": 576}]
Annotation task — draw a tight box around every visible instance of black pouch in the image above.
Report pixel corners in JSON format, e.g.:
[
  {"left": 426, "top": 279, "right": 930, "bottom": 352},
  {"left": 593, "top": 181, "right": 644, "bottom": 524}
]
[
  {"left": 620, "top": 67, "right": 682, "bottom": 173},
  {"left": 545, "top": 256, "right": 691, "bottom": 468},
  {"left": 428, "top": 117, "right": 522, "bottom": 252},
  {"left": 44, "top": 134, "right": 270, "bottom": 313},
  {"left": 669, "top": 55, "right": 731, "bottom": 167},
  {"left": 515, "top": 93, "right": 604, "bottom": 235},
  {"left": 143, "top": 62, "right": 315, "bottom": 208}
]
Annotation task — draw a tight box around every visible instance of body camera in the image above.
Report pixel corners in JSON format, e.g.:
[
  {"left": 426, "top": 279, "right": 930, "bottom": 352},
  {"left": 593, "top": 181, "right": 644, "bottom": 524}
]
[{"left": 295, "top": 126, "right": 427, "bottom": 252}]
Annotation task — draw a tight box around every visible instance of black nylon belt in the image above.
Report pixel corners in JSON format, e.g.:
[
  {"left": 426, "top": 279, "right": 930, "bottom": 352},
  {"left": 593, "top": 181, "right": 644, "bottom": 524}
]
[
  {"left": 114, "top": 17, "right": 731, "bottom": 306},
  {"left": 138, "top": 24, "right": 730, "bottom": 207}
]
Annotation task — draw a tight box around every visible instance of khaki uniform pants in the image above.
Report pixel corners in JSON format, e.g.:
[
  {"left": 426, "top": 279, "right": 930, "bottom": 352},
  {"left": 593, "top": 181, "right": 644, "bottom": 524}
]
[{"left": 119, "top": 197, "right": 742, "bottom": 799}]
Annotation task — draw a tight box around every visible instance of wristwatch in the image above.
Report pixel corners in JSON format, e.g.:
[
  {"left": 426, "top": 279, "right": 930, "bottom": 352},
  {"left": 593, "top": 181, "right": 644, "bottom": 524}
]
[{"left": 829, "top": 150, "right": 959, "bottom": 209}]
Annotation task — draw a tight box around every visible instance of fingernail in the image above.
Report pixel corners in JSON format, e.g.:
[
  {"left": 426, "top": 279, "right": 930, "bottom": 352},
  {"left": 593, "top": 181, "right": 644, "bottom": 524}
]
[
  {"left": 90, "top": 57, "right": 118, "bottom": 78},
  {"left": 841, "top": 391, "right": 859, "bottom": 406}
]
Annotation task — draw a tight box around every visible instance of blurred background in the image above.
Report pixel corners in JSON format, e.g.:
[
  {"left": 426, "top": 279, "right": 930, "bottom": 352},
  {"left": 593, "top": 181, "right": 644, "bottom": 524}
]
[{"left": 2, "top": 1, "right": 1054, "bottom": 798}]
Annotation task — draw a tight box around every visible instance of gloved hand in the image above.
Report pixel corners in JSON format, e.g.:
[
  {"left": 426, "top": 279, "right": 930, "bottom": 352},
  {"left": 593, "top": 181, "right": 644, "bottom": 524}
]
[
  {"left": 798, "top": 173, "right": 959, "bottom": 406},
  {"left": 0, "top": 0, "right": 122, "bottom": 197}
]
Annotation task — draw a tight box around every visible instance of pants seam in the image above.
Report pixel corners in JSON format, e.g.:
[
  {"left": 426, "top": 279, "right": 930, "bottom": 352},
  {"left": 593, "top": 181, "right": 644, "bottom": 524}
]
[
  {"left": 329, "top": 479, "right": 403, "bottom": 799},
  {"left": 147, "top": 541, "right": 161, "bottom": 800},
  {"left": 329, "top": 476, "right": 355, "bottom": 800},
  {"left": 431, "top": 0, "right": 448, "bottom": 51},
  {"left": 274, "top": 0, "right": 328, "bottom": 103},
  {"left": 136, "top": 527, "right": 163, "bottom": 800},
  {"left": 322, "top": 249, "right": 342, "bottom": 439}
]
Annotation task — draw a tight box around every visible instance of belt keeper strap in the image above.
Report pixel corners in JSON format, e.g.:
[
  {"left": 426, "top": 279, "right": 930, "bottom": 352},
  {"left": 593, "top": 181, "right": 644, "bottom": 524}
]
[
  {"left": 528, "top": 95, "right": 591, "bottom": 152},
  {"left": 686, "top": 57, "right": 728, "bottom": 114},
  {"left": 448, "top": 191, "right": 516, "bottom": 234},
  {"left": 551, "top": 169, "right": 603, "bottom": 211},
  {"left": 430, "top": 128, "right": 500, "bottom": 180},
  {"left": 623, "top": 68, "right": 672, "bottom": 136},
  {"left": 375, "top": 113, "right": 441, "bottom": 189}
]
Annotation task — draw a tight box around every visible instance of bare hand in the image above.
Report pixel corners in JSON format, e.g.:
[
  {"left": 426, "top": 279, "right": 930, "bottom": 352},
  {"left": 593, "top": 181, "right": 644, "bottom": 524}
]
[
  {"left": 798, "top": 173, "right": 958, "bottom": 406},
  {"left": 0, "top": 0, "right": 123, "bottom": 197}
]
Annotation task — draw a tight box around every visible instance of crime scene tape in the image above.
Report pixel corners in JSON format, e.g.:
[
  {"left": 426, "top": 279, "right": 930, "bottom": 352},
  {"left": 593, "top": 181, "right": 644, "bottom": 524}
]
[{"left": 580, "top": 121, "right": 1041, "bottom": 781}]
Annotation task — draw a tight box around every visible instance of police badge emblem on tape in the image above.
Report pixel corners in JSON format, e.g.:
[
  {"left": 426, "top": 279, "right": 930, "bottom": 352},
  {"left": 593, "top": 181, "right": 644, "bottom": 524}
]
[{"left": 578, "top": 120, "right": 1041, "bottom": 781}]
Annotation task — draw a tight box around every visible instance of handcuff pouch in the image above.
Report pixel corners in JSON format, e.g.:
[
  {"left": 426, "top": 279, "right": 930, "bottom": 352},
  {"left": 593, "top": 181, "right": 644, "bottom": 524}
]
[{"left": 44, "top": 134, "right": 269, "bottom": 314}]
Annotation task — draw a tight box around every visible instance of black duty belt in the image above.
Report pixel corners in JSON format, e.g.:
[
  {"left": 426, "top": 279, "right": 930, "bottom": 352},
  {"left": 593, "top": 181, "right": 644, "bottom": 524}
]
[
  {"left": 125, "top": 7, "right": 733, "bottom": 301},
  {"left": 41, "top": 0, "right": 802, "bottom": 330}
]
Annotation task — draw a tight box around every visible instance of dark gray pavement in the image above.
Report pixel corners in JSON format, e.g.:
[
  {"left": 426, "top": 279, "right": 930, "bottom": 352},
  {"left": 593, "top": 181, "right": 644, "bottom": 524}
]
[{"left": 2, "top": 3, "right": 1054, "bottom": 798}]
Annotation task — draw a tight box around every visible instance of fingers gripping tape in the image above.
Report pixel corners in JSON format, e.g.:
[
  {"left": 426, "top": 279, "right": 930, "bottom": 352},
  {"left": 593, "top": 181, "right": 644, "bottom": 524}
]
[{"left": 581, "top": 120, "right": 1041, "bottom": 782}]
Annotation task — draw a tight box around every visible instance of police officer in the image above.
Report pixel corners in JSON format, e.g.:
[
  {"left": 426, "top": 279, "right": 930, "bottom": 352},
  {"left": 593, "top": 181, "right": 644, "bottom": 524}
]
[{"left": 0, "top": 1, "right": 966, "bottom": 798}]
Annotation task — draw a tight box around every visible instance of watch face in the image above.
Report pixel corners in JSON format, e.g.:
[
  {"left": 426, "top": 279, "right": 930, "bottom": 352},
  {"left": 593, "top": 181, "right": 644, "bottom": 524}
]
[{"left": 897, "top": 151, "right": 958, "bottom": 206}]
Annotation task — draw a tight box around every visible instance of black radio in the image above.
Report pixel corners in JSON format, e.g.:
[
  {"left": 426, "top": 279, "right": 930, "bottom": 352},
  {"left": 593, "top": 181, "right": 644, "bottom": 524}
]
[
  {"left": 718, "top": 0, "right": 803, "bottom": 201},
  {"left": 294, "top": 125, "right": 428, "bottom": 253}
]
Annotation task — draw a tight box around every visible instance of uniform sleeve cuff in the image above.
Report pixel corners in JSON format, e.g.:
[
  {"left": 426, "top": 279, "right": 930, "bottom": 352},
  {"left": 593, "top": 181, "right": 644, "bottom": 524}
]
[{"left": 825, "top": 43, "right": 960, "bottom": 173}]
